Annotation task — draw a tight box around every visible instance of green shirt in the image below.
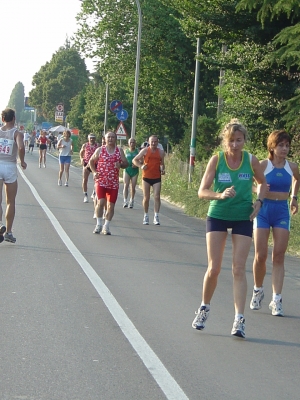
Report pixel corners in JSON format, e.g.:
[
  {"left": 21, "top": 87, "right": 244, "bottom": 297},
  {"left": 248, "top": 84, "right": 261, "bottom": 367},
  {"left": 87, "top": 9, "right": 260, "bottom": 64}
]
[
  {"left": 125, "top": 148, "right": 139, "bottom": 177},
  {"left": 208, "top": 151, "right": 254, "bottom": 221}
]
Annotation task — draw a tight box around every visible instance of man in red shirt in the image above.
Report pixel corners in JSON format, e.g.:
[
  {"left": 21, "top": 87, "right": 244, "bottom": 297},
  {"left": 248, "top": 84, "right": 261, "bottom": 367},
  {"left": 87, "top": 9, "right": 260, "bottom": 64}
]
[{"left": 89, "top": 131, "right": 128, "bottom": 235}]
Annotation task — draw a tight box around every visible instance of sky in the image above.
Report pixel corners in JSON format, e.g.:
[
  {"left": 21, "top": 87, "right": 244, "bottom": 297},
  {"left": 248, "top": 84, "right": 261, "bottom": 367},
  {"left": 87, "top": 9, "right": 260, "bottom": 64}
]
[{"left": 1, "top": 0, "right": 93, "bottom": 111}]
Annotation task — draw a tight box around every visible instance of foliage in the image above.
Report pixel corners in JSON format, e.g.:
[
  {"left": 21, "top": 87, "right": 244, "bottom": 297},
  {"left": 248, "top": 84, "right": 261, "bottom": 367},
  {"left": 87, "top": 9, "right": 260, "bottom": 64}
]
[
  {"left": 7, "top": 82, "right": 25, "bottom": 123},
  {"left": 29, "top": 41, "right": 89, "bottom": 122}
]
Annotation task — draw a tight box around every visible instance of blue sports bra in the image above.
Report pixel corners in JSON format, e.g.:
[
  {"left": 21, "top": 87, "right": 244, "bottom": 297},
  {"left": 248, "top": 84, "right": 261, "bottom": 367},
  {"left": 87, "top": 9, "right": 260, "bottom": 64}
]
[{"left": 264, "top": 159, "right": 292, "bottom": 193}]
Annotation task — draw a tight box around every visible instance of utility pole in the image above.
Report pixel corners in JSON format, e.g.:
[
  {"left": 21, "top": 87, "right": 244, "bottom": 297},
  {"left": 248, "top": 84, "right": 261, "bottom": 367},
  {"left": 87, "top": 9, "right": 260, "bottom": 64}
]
[
  {"left": 131, "top": 0, "right": 142, "bottom": 139},
  {"left": 217, "top": 44, "right": 227, "bottom": 117},
  {"left": 189, "top": 38, "right": 201, "bottom": 184}
]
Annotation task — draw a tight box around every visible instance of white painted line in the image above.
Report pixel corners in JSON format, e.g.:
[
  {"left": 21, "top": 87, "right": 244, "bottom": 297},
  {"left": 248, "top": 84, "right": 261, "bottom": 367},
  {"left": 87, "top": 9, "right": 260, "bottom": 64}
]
[{"left": 19, "top": 167, "right": 189, "bottom": 400}]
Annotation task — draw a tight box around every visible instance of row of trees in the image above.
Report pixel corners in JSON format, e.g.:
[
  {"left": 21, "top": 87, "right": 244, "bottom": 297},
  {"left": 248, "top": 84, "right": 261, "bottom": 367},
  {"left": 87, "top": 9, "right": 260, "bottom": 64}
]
[{"left": 25, "top": 0, "right": 300, "bottom": 161}]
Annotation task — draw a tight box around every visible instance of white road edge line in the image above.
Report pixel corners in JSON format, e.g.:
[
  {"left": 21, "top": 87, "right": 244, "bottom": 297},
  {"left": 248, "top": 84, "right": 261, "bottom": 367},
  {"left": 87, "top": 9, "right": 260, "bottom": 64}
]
[{"left": 19, "top": 167, "right": 189, "bottom": 400}]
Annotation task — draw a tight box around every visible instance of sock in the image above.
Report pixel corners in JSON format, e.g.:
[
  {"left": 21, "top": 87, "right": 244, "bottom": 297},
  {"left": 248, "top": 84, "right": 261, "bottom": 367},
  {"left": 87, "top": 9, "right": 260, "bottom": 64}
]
[
  {"left": 155, "top": 212, "right": 159, "bottom": 217},
  {"left": 235, "top": 313, "right": 244, "bottom": 321},
  {"left": 273, "top": 293, "right": 282, "bottom": 302},
  {"left": 254, "top": 285, "right": 263, "bottom": 292},
  {"left": 200, "top": 302, "right": 210, "bottom": 310},
  {"left": 104, "top": 220, "right": 110, "bottom": 228},
  {"left": 144, "top": 213, "right": 149, "bottom": 217},
  {"left": 84, "top": 192, "right": 87, "bottom": 196},
  {"left": 96, "top": 218, "right": 102, "bottom": 225},
  {"left": 124, "top": 198, "right": 127, "bottom": 202}
]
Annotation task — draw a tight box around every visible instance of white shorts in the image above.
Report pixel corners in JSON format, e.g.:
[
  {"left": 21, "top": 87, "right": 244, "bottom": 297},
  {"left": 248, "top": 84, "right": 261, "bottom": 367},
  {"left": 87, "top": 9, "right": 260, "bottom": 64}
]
[{"left": 0, "top": 163, "right": 18, "bottom": 183}]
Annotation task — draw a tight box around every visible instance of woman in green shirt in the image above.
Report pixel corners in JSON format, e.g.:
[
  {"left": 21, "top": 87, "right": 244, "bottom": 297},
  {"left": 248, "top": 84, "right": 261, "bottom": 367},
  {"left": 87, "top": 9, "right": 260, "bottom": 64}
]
[{"left": 192, "top": 119, "right": 267, "bottom": 338}]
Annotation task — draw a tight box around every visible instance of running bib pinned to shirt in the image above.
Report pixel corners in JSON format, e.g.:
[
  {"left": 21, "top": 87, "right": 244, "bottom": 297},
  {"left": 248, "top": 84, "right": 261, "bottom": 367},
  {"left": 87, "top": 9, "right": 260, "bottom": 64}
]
[{"left": 0, "top": 138, "right": 14, "bottom": 155}]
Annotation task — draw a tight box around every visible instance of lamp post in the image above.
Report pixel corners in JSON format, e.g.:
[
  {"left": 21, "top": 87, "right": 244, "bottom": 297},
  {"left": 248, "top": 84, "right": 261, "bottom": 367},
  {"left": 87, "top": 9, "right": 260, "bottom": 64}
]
[{"left": 131, "top": 0, "right": 142, "bottom": 139}]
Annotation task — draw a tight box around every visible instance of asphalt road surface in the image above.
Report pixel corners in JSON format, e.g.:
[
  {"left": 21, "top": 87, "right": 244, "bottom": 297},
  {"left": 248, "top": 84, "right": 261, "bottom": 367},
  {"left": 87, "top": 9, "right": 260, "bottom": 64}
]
[{"left": 1, "top": 150, "right": 300, "bottom": 400}]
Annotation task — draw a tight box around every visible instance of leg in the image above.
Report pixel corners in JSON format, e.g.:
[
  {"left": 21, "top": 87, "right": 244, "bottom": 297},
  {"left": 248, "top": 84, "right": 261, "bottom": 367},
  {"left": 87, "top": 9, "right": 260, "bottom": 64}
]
[
  {"left": 0, "top": 179, "right": 4, "bottom": 223},
  {"left": 43, "top": 149, "right": 46, "bottom": 165},
  {"left": 142, "top": 180, "right": 151, "bottom": 213},
  {"left": 58, "top": 163, "right": 64, "bottom": 180},
  {"left": 123, "top": 172, "right": 130, "bottom": 201},
  {"left": 202, "top": 231, "right": 227, "bottom": 304},
  {"left": 252, "top": 228, "right": 270, "bottom": 287},
  {"left": 231, "top": 234, "right": 252, "bottom": 315},
  {"left": 105, "top": 201, "right": 115, "bottom": 222},
  {"left": 82, "top": 167, "right": 89, "bottom": 193},
  {"left": 152, "top": 181, "right": 162, "bottom": 213},
  {"left": 39, "top": 150, "right": 42, "bottom": 165},
  {"left": 64, "top": 163, "right": 70, "bottom": 182},
  {"left": 4, "top": 181, "right": 18, "bottom": 232},
  {"left": 271, "top": 227, "right": 289, "bottom": 295},
  {"left": 130, "top": 174, "right": 138, "bottom": 200}
]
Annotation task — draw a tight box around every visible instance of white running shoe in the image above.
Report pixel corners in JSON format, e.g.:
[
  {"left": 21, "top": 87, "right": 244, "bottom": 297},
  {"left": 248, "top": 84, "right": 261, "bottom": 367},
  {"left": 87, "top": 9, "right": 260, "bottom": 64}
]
[
  {"left": 64, "top": 181, "right": 68, "bottom": 187},
  {"left": 192, "top": 306, "right": 210, "bottom": 330},
  {"left": 143, "top": 215, "right": 149, "bottom": 225},
  {"left": 269, "top": 299, "right": 284, "bottom": 316},
  {"left": 231, "top": 317, "right": 246, "bottom": 338},
  {"left": 58, "top": 179, "right": 62, "bottom": 186},
  {"left": 101, "top": 226, "right": 111, "bottom": 235},
  {"left": 84, "top": 195, "right": 89, "bottom": 203},
  {"left": 43, "top": 164, "right": 46, "bottom": 168},
  {"left": 153, "top": 215, "right": 160, "bottom": 225},
  {"left": 93, "top": 225, "right": 102, "bottom": 234},
  {"left": 129, "top": 200, "right": 134, "bottom": 209},
  {"left": 123, "top": 201, "right": 129, "bottom": 208},
  {"left": 250, "top": 289, "right": 264, "bottom": 310}
]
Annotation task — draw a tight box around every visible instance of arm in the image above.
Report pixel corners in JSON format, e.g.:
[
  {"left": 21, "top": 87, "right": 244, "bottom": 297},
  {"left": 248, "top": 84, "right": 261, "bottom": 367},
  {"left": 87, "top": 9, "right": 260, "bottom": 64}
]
[
  {"left": 132, "top": 148, "right": 147, "bottom": 169},
  {"left": 80, "top": 144, "right": 86, "bottom": 165},
  {"left": 198, "top": 155, "right": 236, "bottom": 200},
  {"left": 15, "top": 130, "right": 27, "bottom": 170},
  {"left": 160, "top": 149, "right": 165, "bottom": 175},
  {"left": 290, "top": 162, "right": 300, "bottom": 215},
  {"left": 89, "top": 148, "right": 101, "bottom": 177},
  {"left": 250, "top": 156, "right": 268, "bottom": 220},
  {"left": 115, "top": 148, "right": 129, "bottom": 169}
]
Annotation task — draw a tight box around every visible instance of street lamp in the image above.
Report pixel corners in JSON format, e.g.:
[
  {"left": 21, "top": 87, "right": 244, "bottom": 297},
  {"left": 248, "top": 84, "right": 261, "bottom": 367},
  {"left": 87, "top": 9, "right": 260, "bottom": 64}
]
[{"left": 131, "top": 0, "right": 142, "bottom": 139}]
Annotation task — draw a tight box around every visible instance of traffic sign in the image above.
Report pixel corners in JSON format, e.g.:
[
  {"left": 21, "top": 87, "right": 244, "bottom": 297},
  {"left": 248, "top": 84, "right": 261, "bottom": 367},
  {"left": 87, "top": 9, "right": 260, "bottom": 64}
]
[
  {"left": 117, "top": 109, "right": 128, "bottom": 121},
  {"left": 110, "top": 100, "right": 122, "bottom": 113},
  {"left": 56, "top": 103, "right": 64, "bottom": 112},
  {"left": 116, "top": 122, "right": 127, "bottom": 139}
]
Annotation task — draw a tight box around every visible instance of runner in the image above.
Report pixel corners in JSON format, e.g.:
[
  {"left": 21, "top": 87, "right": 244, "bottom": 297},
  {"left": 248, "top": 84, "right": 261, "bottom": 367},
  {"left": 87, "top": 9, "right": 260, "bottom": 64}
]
[
  {"left": 123, "top": 138, "right": 139, "bottom": 208},
  {"left": 79, "top": 133, "right": 99, "bottom": 203},
  {"left": 132, "top": 135, "right": 165, "bottom": 225},
  {"left": 89, "top": 131, "right": 128, "bottom": 235},
  {"left": 57, "top": 130, "right": 73, "bottom": 187},
  {"left": 28, "top": 132, "right": 35, "bottom": 154},
  {"left": 38, "top": 130, "right": 48, "bottom": 168},
  {"left": 24, "top": 130, "right": 30, "bottom": 150},
  {"left": 0, "top": 108, "right": 27, "bottom": 243}
]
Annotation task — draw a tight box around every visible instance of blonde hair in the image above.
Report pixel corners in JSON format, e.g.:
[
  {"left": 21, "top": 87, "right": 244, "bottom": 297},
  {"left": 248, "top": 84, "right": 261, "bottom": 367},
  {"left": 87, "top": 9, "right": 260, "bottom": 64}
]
[{"left": 220, "top": 119, "right": 248, "bottom": 150}]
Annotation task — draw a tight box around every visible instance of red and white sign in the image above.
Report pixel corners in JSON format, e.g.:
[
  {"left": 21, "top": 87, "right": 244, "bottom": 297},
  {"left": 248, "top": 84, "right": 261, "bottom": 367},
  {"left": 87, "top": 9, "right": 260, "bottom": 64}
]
[
  {"left": 56, "top": 103, "right": 64, "bottom": 112},
  {"left": 116, "top": 122, "right": 127, "bottom": 139}
]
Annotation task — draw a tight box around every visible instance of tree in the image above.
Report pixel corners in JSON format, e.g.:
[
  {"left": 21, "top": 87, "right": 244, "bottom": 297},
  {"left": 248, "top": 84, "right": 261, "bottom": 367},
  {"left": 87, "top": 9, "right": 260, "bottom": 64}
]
[
  {"left": 7, "top": 82, "right": 25, "bottom": 123},
  {"left": 29, "top": 42, "right": 89, "bottom": 121}
]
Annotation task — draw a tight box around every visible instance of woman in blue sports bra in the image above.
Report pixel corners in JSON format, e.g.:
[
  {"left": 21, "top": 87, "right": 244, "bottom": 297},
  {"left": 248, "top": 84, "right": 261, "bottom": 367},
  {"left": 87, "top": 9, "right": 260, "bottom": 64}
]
[{"left": 250, "top": 130, "right": 300, "bottom": 317}]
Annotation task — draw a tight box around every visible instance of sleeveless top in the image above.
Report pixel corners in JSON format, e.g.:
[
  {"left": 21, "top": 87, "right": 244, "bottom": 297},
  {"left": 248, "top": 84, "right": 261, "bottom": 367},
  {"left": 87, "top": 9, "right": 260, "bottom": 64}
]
[
  {"left": 83, "top": 142, "right": 98, "bottom": 163},
  {"left": 264, "top": 159, "right": 292, "bottom": 193},
  {"left": 142, "top": 147, "right": 161, "bottom": 179},
  {"left": 96, "top": 145, "right": 122, "bottom": 189},
  {"left": 125, "top": 148, "right": 139, "bottom": 176},
  {"left": 0, "top": 127, "right": 18, "bottom": 164},
  {"left": 39, "top": 136, "right": 48, "bottom": 145},
  {"left": 208, "top": 151, "right": 254, "bottom": 221},
  {"left": 59, "top": 138, "right": 72, "bottom": 156}
]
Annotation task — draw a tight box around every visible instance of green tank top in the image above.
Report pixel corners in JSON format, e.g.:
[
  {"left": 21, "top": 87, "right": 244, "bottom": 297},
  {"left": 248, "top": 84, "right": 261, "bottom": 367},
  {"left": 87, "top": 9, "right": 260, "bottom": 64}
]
[
  {"left": 125, "top": 148, "right": 139, "bottom": 177},
  {"left": 208, "top": 151, "right": 254, "bottom": 221}
]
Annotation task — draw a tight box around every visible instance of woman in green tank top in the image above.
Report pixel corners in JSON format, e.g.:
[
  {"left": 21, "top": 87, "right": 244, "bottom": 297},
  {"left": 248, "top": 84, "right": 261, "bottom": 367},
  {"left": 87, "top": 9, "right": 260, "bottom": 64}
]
[
  {"left": 123, "top": 138, "right": 139, "bottom": 208},
  {"left": 191, "top": 119, "right": 267, "bottom": 339}
]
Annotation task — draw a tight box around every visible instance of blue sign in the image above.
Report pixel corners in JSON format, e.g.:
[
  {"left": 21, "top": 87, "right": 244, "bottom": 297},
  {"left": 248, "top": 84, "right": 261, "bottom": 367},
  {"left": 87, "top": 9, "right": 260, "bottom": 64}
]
[
  {"left": 117, "top": 109, "right": 128, "bottom": 121},
  {"left": 110, "top": 100, "right": 122, "bottom": 113}
]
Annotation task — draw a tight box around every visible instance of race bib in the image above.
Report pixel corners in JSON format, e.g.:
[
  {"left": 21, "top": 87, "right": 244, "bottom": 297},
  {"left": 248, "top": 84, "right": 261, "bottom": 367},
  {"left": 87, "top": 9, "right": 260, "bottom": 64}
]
[{"left": 0, "top": 138, "right": 14, "bottom": 155}]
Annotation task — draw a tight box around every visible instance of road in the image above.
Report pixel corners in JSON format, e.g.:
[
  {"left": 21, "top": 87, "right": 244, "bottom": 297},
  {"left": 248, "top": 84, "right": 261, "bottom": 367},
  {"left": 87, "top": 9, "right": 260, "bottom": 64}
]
[{"left": 1, "top": 150, "right": 300, "bottom": 400}]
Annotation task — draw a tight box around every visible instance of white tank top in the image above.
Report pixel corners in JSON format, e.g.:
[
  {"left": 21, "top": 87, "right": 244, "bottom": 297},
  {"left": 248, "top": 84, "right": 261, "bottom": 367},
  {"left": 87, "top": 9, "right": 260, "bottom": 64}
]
[
  {"left": 0, "top": 127, "right": 18, "bottom": 163},
  {"left": 59, "top": 138, "right": 72, "bottom": 156}
]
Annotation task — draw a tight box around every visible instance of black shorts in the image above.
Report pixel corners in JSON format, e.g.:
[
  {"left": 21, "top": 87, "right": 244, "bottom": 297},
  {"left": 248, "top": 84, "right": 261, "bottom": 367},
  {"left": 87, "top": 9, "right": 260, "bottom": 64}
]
[
  {"left": 39, "top": 144, "right": 47, "bottom": 150},
  {"left": 143, "top": 177, "right": 161, "bottom": 186},
  {"left": 83, "top": 162, "right": 92, "bottom": 173},
  {"left": 206, "top": 216, "right": 253, "bottom": 237}
]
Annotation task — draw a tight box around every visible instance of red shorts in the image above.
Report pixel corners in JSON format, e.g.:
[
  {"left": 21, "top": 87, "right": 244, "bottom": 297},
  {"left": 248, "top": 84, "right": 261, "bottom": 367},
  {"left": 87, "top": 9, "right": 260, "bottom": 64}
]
[{"left": 95, "top": 185, "right": 118, "bottom": 204}]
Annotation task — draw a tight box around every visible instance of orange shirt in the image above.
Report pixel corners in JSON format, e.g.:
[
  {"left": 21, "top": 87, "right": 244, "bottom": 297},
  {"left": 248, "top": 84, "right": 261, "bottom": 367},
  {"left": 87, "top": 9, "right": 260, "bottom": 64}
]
[{"left": 142, "top": 147, "right": 161, "bottom": 179}]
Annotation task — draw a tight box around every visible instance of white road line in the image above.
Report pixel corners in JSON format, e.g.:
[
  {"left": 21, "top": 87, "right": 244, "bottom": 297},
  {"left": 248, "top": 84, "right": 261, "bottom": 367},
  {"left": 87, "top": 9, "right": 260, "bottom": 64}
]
[{"left": 19, "top": 168, "right": 189, "bottom": 400}]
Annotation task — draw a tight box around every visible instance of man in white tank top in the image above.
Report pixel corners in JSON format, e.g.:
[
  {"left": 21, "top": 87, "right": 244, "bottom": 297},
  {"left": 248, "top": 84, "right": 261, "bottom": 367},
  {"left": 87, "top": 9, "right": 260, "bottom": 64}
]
[{"left": 0, "top": 108, "right": 27, "bottom": 243}]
